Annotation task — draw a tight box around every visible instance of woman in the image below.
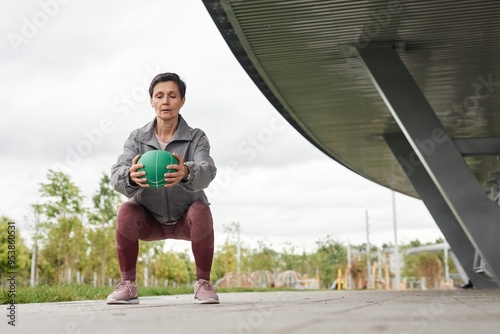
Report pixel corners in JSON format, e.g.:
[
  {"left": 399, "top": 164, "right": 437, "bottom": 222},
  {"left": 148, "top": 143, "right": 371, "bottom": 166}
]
[{"left": 107, "top": 72, "right": 219, "bottom": 304}]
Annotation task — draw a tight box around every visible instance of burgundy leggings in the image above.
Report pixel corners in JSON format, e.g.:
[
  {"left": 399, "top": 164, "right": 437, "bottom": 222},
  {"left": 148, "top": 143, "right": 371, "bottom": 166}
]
[{"left": 115, "top": 200, "right": 214, "bottom": 282}]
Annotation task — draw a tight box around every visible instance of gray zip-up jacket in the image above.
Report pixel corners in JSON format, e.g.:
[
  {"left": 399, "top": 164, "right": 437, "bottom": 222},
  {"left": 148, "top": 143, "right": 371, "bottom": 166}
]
[{"left": 110, "top": 115, "right": 216, "bottom": 224}]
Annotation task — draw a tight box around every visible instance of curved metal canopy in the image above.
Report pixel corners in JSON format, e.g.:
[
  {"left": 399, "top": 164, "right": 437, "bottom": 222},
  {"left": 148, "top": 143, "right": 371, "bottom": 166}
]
[{"left": 203, "top": 0, "right": 500, "bottom": 198}]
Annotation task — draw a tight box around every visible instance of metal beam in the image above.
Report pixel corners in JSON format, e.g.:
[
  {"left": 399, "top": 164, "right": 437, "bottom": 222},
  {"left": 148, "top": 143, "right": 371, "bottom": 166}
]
[
  {"left": 454, "top": 137, "right": 500, "bottom": 156},
  {"left": 359, "top": 45, "right": 500, "bottom": 287},
  {"left": 385, "top": 133, "right": 497, "bottom": 288}
]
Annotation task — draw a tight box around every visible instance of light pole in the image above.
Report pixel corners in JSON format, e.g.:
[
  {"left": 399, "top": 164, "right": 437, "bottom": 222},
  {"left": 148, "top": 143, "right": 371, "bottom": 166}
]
[
  {"left": 235, "top": 222, "right": 241, "bottom": 274},
  {"left": 224, "top": 222, "right": 242, "bottom": 274},
  {"left": 392, "top": 190, "right": 400, "bottom": 290},
  {"left": 347, "top": 241, "right": 352, "bottom": 290},
  {"left": 366, "top": 210, "right": 371, "bottom": 289}
]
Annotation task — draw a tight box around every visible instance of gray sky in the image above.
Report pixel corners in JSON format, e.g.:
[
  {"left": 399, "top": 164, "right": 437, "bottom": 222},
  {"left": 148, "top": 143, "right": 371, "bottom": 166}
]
[{"left": 0, "top": 0, "right": 443, "bottom": 253}]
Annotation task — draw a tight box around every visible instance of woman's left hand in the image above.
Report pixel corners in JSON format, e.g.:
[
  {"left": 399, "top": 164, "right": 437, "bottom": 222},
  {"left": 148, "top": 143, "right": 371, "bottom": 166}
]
[{"left": 164, "top": 152, "right": 189, "bottom": 187}]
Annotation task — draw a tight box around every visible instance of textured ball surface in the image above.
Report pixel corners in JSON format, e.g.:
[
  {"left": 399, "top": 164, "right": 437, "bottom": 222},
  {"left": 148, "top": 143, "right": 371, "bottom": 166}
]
[{"left": 137, "top": 150, "right": 179, "bottom": 188}]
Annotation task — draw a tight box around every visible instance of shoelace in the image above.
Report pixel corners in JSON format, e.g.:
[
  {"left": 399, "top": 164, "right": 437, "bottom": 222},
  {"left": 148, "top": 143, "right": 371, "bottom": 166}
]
[
  {"left": 116, "top": 281, "right": 133, "bottom": 292},
  {"left": 198, "top": 280, "right": 216, "bottom": 292}
]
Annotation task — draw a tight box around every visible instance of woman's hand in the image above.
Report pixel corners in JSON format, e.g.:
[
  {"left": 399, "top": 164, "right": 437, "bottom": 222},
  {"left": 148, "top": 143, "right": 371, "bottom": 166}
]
[
  {"left": 129, "top": 154, "right": 149, "bottom": 187},
  {"left": 164, "top": 152, "right": 189, "bottom": 187}
]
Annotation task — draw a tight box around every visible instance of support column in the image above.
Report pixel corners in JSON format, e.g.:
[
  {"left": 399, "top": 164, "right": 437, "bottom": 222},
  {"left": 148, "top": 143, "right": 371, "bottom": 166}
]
[
  {"left": 384, "top": 133, "right": 497, "bottom": 288},
  {"left": 358, "top": 45, "right": 500, "bottom": 287}
]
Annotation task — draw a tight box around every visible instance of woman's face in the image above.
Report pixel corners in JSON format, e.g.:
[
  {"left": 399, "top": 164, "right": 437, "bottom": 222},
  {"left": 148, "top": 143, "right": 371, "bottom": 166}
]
[{"left": 150, "top": 81, "right": 185, "bottom": 122}]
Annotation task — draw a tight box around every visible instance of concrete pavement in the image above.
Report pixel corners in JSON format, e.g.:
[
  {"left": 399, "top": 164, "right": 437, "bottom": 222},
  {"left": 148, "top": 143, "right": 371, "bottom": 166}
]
[{"left": 3, "top": 289, "right": 500, "bottom": 334}]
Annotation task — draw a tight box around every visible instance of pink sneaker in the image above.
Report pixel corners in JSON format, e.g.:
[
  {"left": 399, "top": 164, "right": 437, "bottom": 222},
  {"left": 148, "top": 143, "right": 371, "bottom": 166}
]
[
  {"left": 194, "top": 279, "right": 219, "bottom": 304},
  {"left": 106, "top": 280, "right": 139, "bottom": 304}
]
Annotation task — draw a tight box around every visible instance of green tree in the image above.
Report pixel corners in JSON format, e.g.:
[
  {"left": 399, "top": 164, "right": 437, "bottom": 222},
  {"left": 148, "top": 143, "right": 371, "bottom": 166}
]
[
  {"left": 29, "top": 204, "right": 44, "bottom": 286},
  {"left": 211, "top": 241, "right": 238, "bottom": 282},
  {"left": 162, "top": 251, "right": 191, "bottom": 285},
  {"left": 136, "top": 240, "right": 166, "bottom": 286},
  {"left": 211, "top": 222, "right": 252, "bottom": 282},
  {"left": 310, "top": 236, "right": 347, "bottom": 288},
  {"left": 37, "top": 170, "right": 87, "bottom": 284},
  {"left": 248, "top": 240, "right": 279, "bottom": 273},
  {"left": 87, "top": 173, "right": 122, "bottom": 286},
  {"left": 136, "top": 241, "right": 195, "bottom": 287},
  {"left": 0, "top": 216, "right": 31, "bottom": 283},
  {"left": 179, "top": 251, "right": 196, "bottom": 283},
  {"left": 279, "top": 242, "right": 301, "bottom": 271}
]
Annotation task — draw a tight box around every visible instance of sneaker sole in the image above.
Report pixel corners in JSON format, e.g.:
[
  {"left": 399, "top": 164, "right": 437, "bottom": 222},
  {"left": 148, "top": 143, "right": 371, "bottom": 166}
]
[
  {"left": 106, "top": 297, "right": 139, "bottom": 305},
  {"left": 194, "top": 297, "right": 220, "bottom": 304}
]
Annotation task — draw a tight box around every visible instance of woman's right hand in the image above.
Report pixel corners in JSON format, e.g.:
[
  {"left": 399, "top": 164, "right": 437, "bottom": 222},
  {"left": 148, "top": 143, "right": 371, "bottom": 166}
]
[{"left": 129, "top": 154, "right": 149, "bottom": 187}]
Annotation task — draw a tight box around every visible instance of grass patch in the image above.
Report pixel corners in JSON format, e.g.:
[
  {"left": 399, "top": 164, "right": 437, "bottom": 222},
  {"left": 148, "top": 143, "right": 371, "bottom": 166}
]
[
  {"left": 0, "top": 283, "right": 297, "bottom": 304},
  {"left": 0, "top": 283, "right": 193, "bottom": 304}
]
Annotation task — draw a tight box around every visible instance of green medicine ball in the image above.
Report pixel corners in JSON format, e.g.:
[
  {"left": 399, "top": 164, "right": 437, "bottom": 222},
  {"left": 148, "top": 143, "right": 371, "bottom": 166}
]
[{"left": 137, "top": 150, "right": 179, "bottom": 188}]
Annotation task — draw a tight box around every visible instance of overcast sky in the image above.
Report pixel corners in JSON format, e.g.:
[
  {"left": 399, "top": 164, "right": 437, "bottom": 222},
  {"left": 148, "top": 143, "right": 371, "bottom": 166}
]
[{"left": 0, "top": 0, "right": 443, "bottom": 254}]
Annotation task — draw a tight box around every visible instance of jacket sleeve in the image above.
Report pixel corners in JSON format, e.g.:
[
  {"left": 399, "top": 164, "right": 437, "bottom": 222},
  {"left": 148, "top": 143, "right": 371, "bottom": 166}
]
[
  {"left": 110, "top": 131, "right": 142, "bottom": 198},
  {"left": 181, "top": 132, "right": 217, "bottom": 192}
]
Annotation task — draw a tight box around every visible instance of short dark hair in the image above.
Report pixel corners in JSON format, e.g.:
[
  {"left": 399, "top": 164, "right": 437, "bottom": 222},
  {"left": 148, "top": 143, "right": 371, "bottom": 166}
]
[{"left": 149, "top": 72, "right": 186, "bottom": 98}]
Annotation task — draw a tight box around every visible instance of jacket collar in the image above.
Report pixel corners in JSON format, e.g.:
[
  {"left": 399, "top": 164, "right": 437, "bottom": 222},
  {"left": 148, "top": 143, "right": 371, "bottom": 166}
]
[{"left": 136, "top": 114, "right": 192, "bottom": 147}]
